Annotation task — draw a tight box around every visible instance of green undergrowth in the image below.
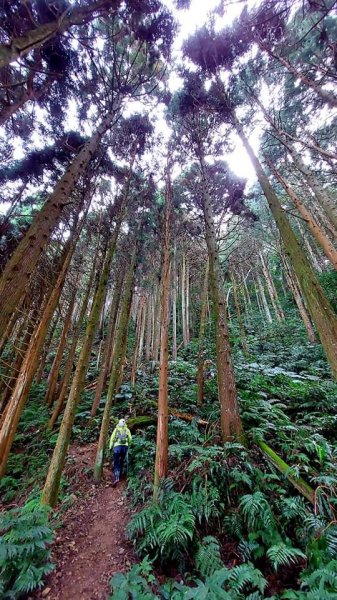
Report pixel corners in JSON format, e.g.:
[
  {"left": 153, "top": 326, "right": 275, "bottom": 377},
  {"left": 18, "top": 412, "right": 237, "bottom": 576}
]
[
  {"left": 2, "top": 275, "right": 337, "bottom": 598},
  {"left": 113, "top": 314, "right": 337, "bottom": 598}
]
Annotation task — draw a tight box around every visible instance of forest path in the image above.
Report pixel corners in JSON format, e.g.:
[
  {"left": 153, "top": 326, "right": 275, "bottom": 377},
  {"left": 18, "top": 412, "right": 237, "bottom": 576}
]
[{"left": 34, "top": 442, "right": 135, "bottom": 600}]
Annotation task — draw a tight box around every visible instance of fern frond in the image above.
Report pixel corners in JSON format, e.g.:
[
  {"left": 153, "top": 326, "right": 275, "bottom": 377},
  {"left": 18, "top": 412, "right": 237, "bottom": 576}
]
[
  {"left": 195, "top": 536, "right": 223, "bottom": 577},
  {"left": 266, "top": 543, "right": 306, "bottom": 571}
]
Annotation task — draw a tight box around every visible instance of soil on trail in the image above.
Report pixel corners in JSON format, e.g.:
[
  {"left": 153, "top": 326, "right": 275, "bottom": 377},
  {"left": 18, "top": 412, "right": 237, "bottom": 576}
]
[{"left": 34, "top": 443, "right": 136, "bottom": 600}]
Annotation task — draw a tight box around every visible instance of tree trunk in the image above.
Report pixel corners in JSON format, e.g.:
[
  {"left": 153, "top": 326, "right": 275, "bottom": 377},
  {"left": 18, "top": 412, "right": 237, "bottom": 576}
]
[
  {"left": 297, "top": 220, "right": 323, "bottom": 273},
  {"left": 267, "top": 162, "right": 337, "bottom": 270},
  {"left": 259, "top": 253, "right": 285, "bottom": 321},
  {"left": 288, "top": 145, "right": 337, "bottom": 234},
  {"left": 48, "top": 262, "right": 97, "bottom": 430},
  {"left": 181, "top": 254, "right": 187, "bottom": 346},
  {"left": 138, "top": 296, "right": 146, "bottom": 362},
  {"left": 90, "top": 269, "right": 125, "bottom": 417},
  {"left": 280, "top": 250, "right": 317, "bottom": 344},
  {"left": 0, "top": 310, "right": 38, "bottom": 418},
  {"left": 35, "top": 311, "right": 60, "bottom": 385},
  {"left": 130, "top": 295, "right": 144, "bottom": 386},
  {"left": 0, "top": 109, "right": 118, "bottom": 340},
  {"left": 253, "top": 278, "right": 264, "bottom": 317},
  {"left": 230, "top": 271, "right": 249, "bottom": 356},
  {"left": 197, "top": 261, "right": 209, "bottom": 406},
  {"left": 0, "top": 0, "right": 119, "bottom": 68},
  {"left": 233, "top": 114, "right": 337, "bottom": 379},
  {"left": 185, "top": 256, "right": 190, "bottom": 344},
  {"left": 44, "top": 288, "right": 77, "bottom": 407},
  {"left": 198, "top": 151, "right": 244, "bottom": 442},
  {"left": 0, "top": 237, "right": 76, "bottom": 477},
  {"left": 256, "top": 275, "right": 273, "bottom": 323},
  {"left": 93, "top": 244, "right": 137, "bottom": 481},
  {"left": 172, "top": 243, "right": 177, "bottom": 360},
  {"left": 153, "top": 171, "right": 172, "bottom": 500},
  {"left": 145, "top": 294, "right": 153, "bottom": 362},
  {"left": 41, "top": 209, "right": 125, "bottom": 506},
  {"left": 152, "top": 285, "right": 161, "bottom": 362}
]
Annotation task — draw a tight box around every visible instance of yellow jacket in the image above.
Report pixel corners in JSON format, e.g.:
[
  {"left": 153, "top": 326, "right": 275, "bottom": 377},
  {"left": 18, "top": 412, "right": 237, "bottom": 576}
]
[{"left": 109, "top": 425, "right": 132, "bottom": 449}]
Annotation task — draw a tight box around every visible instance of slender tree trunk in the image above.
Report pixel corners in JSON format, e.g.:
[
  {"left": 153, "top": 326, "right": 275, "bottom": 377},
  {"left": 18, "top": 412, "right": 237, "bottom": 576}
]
[
  {"left": 138, "top": 296, "right": 146, "bottom": 362},
  {"left": 153, "top": 172, "right": 172, "bottom": 500},
  {"left": 233, "top": 114, "right": 337, "bottom": 378},
  {"left": 0, "top": 109, "right": 118, "bottom": 340},
  {"left": 199, "top": 151, "right": 243, "bottom": 441},
  {"left": 130, "top": 296, "right": 143, "bottom": 386},
  {"left": 93, "top": 245, "right": 137, "bottom": 481},
  {"left": 90, "top": 269, "right": 124, "bottom": 417},
  {"left": 197, "top": 262, "right": 209, "bottom": 406},
  {"left": 280, "top": 251, "right": 317, "bottom": 343},
  {"left": 253, "top": 278, "right": 264, "bottom": 316},
  {"left": 0, "top": 0, "right": 119, "bottom": 68},
  {"left": 0, "top": 310, "right": 38, "bottom": 418},
  {"left": 41, "top": 208, "right": 126, "bottom": 506},
  {"left": 172, "top": 243, "right": 177, "bottom": 360},
  {"left": 35, "top": 311, "right": 60, "bottom": 385},
  {"left": 288, "top": 145, "right": 337, "bottom": 234},
  {"left": 185, "top": 256, "right": 190, "bottom": 344},
  {"left": 297, "top": 220, "right": 323, "bottom": 273},
  {"left": 257, "top": 275, "right": 273, "bottom": 323},
  {"left": 48, "top": 264, "right": 96, "bottom": 430},
  {"left": 230, "top": 271, "right": 249, "bottom": 356},
  {"left": 145, "top": 294, "right": 153, "bottom": 362},
  {"left": 44, "top": 289, "right": 77, "bottom": 407},
  {"left": 259, "top": 253, "right": 285, "bottom": 321},
  {"left": 267, "top": 162, "right": 337, "bottom": 270},
  {"left": 152, "top": 285, "right": 161, "bottom": 362},
  {"left": 181, "top": 254, "right": 187, "bottom": 346},
  {"left": 0, "top": 237, "right": 76, "bottom": 477}
]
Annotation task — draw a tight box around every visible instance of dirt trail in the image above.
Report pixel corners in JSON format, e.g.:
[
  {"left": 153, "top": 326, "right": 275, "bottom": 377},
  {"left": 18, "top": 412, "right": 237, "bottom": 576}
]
[{"left": 34, "top": 443, "right": 136, "bottom": 600}]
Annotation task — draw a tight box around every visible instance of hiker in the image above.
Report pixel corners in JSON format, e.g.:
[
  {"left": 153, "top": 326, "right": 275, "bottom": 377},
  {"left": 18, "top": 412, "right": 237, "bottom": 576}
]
[{"left": 109, "top": 418, "right": 132, "bottom": 484}]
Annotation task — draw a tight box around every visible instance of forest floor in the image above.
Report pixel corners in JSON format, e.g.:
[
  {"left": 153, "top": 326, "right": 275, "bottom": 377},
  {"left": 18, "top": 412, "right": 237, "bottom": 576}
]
[{"left": 32, "top": 443, "right": 136, "bottom": 600}]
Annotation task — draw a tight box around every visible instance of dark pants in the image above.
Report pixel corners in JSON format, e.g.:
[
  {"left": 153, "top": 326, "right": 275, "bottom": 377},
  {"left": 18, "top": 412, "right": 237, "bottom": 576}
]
[{"left": 113, "top": 445, "right": 128, "bottom": 481}]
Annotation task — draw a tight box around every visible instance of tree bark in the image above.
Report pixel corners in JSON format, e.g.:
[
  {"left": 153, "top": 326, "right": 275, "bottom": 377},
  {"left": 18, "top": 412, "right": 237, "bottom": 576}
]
[
  {"left": 93, "top": 244, "right": 137, "bottom": 481},
  {"left": 256, "top": 275, "right": 273, "bottom": 323},
  {"left": 288, "top": 145, "right": 337, "bottom": 234},
  {"left": 197, "top": 261, "right": 209, "bottom": 406},
  {"left": 41, "top": 207, "right": 125, "bottom": 506},
  {"left": 48, "top": 261, "right": 97, "bottom": 430},
  {"left": 198, "top": 150, "right": 244, "bottom": 442},
  {"left": 268, "top": 162, "right": 337, "bottom": 270},
  {"left": 259, "top": 253, "right": 285, "bottom": 321},
  {"left": 153, "top": 170, "right": 172, "bottom": 500},
  {"left": 0, "top": 236, "right": 76, "bottom": 477},
  {"left": 172, "top": 243, "right": 177, "bottom": 360},
  {"left": 280, "top": 251, "right": 317, "bottom": 344},
  {"left": 0, "top": 109, "right": 118, "bottom": 340},
  {"left": 233, "top": 114, "right": 337, "bottom": 379},
  {"left": 230, "top": 271, "right": 249, "bottom": 356},
  {"left": 44, "top": 288, "right": 77, "bottom": 407},
  {"left": 90, "top": 269, "right": 124, "bottom": 417}
]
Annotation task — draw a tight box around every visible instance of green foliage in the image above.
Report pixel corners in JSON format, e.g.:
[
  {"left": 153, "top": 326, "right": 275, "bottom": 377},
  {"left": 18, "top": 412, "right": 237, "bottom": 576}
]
[
  {"left": 109, "top": 558, "right": 267, "bottom": 599},
  {"left": 0, "top": 500, "right": 54, "bottom": 599},
  {"left": 127, "top": 489, "right": 195, "bottom": 565}
]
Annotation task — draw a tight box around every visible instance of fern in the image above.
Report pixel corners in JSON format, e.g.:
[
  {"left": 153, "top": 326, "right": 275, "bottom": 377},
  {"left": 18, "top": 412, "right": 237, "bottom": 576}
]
[
  {"left": 239, "top": 491, "right": 275, "bottom": 531},
  {"left": 228, "top": 563, "right": 267, "bottom": 595},
  {"left": 195, "top": 536, "right": 223, "bottom": 577},
  {"left": 0, "top": 499, "right": 54, "bottom": 599},
  {"left": 266, "top": 543, "right": 306, "bottom": 571}
]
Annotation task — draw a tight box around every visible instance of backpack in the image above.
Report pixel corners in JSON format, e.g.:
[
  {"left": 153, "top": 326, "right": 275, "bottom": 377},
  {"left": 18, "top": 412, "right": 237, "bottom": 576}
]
[{"left": 115, "top": 427, "right": 128, "bottom": 444}]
